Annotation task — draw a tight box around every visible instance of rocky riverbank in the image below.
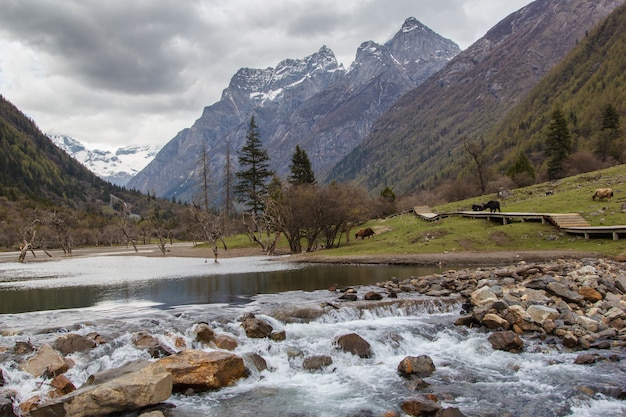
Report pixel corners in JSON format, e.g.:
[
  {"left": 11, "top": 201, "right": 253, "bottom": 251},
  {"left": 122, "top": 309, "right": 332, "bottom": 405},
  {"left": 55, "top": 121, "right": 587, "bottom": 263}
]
[{"left": 0, "top": 256, "right": 624, "bottom": 416}]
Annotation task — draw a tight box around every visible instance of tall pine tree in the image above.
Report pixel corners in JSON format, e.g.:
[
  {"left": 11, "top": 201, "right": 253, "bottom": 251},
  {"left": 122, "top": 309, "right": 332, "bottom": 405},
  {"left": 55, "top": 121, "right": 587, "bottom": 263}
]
[
  {"left": 235, "top": 117, "right": 273, "bottom": 214},
  {"left": 545, "top": 108, "right": 572, "bottom": 180},
  {"left": 288, "top": 145, "right": 316, "bottom": 185},
  {"left": 596, "top": 104, "right": 623, "bottom": 163}
]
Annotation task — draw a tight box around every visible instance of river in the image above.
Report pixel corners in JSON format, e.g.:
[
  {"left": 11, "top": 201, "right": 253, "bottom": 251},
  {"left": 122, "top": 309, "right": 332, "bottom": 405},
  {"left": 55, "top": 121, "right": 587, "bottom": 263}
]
[{"left": 0, "top": 255, "right": 624, "bottom": 417}]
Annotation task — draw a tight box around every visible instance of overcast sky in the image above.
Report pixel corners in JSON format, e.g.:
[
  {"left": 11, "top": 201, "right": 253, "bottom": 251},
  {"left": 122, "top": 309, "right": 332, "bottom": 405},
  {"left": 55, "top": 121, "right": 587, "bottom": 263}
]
[{"left": 0, "top": 0, "right": 533, "bottom": 150}]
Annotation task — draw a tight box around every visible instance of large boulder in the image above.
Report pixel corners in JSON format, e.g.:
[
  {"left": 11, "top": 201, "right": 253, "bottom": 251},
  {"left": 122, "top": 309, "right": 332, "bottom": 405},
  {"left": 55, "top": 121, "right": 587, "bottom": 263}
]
[
  {"left": 158, "top": 350, "right": 246, "bottom": 392},
  {"left": 29, "top": 360, "right": 172, "bottom": 417},
  {"left": 397, "top": 355, "right": 436, "bottom": 378},
  {"left": 334, "top": 333, "right": 372, "bottom": 358}
]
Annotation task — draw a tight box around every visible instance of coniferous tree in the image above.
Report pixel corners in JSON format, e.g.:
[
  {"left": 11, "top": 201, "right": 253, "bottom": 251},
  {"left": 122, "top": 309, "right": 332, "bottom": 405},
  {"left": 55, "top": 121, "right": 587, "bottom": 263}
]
[
  {"left": 288, "top": 145, "right": 316, "bottom": 185},
  {"left": 506, "top": 151, "right": 536, "bottom": 185},
  {"left": 596, "top": 104, "right": 623, "bottom": 163},
  {"left": 235, "top": 117, "right": 273, "bottom": 214},
  {"left": 545, "top": 108, "right": 572, "bottom": 180}
]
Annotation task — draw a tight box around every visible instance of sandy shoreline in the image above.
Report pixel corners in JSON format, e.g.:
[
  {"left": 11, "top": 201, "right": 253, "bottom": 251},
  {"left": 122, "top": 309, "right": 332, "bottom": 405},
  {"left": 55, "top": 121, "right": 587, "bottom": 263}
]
[{"left": 0, "top": 242, "right": 602, "bottom": 266}]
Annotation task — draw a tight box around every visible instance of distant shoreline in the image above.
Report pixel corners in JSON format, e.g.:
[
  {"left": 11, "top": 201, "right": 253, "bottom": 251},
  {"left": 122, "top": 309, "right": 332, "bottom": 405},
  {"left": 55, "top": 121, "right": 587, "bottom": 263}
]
[{"left": 0, "top": 242, "right": 600, "bottom": 267}]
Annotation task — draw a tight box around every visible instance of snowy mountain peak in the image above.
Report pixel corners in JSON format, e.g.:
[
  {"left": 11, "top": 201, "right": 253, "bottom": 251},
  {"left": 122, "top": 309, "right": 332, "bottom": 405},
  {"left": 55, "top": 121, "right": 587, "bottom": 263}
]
[{"left": 49, "top": 134, "right": 160, "bottom": 186}]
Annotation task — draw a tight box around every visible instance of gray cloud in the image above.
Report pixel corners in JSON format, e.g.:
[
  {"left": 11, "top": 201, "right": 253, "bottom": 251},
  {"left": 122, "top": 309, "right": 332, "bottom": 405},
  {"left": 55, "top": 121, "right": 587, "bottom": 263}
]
[{"left": 0, "top": 0, "right": 532, "bottom": 148}]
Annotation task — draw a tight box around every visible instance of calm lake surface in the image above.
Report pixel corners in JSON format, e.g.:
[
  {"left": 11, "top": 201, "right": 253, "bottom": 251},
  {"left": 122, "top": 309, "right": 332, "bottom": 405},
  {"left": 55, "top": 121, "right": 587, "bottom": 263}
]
[{"left": 0, "top": 255, "right": 446, "bottom": 314}]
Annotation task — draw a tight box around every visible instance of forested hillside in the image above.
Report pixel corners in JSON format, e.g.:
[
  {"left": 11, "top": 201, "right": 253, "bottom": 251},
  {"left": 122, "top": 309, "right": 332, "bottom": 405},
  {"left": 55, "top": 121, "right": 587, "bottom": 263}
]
[
  {"left": 0, "top": 95, "right": 189, "bottom": 255},
  {"left": 0, "top": 95, "right": 102, "bottom": 203},
  {"left": 487, "top": 3, "right": 626, "bottom": 178}
]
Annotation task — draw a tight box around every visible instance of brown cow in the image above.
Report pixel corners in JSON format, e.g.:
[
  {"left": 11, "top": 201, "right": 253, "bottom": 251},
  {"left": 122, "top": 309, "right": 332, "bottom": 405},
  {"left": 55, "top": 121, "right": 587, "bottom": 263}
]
[
  {"left": 592, "top": 188, "right": 614, "bottom": 201},
  {"left": 355, "top": 227, "right": 375, "bottom": 239}
]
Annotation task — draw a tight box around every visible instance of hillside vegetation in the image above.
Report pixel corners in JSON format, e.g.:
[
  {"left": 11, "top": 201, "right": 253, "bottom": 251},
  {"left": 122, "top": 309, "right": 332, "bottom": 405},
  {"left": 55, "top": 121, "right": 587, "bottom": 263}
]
[{"left": 488, "top": 2, "right": 626, "bottom": 173}]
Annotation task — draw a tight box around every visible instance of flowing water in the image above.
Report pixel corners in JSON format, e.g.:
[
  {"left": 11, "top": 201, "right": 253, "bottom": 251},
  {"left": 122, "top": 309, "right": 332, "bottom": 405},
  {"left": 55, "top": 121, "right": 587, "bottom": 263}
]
[{"left": 0, "top": 256, "right": 624, "bottom": 417}]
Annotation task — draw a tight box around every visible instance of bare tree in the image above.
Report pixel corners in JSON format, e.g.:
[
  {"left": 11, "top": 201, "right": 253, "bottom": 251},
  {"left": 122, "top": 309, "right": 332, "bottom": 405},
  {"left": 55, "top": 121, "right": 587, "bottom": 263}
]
[
  {"left": 147, "top": 207, "right": 168, "bottom": 255},
  {"left": 463, "top": 137, "right": 488, "bottom": 194},
  {"left": 18, "top": 210, "right": 51, "bottom": 262},
  {"left": 188, "top": 206, "right": 227, "bottom": 262},
  {"left": 241, "top": 212, "right": 281, "bottom": 255},
  {"left": 48, "top": 210, "right": 74, "bottom": 257},
  {"left": 115, "top": 200, "right": 138, "bottom": 252}
]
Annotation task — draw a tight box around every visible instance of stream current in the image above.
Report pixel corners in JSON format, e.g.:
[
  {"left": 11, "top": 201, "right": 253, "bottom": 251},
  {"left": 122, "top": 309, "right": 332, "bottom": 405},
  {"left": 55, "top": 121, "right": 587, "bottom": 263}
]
[{"left": 0, "top": 255, "right": 624, "bottom": 417}]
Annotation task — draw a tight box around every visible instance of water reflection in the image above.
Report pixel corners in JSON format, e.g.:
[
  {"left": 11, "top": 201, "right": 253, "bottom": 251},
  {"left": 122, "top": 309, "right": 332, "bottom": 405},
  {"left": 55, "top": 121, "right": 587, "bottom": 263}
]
[{"left": 0, "top": 257, "right": 445, "bottom": 314}]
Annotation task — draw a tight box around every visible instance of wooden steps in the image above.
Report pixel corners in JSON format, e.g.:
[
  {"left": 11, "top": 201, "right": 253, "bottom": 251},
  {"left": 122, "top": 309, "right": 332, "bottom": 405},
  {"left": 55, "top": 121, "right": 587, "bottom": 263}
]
[{"left": 547, "top": 214, "right": 590, "bottom": 228}]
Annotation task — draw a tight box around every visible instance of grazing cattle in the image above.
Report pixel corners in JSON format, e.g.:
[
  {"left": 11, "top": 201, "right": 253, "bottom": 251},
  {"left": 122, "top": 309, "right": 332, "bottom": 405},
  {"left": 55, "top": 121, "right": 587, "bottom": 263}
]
[
  {"left": 592, "top": 188, "right": 613, "bottom": 201},
  {"left": 355, "top": 227, "right": 375, "bottom": 239},
  {"left": 483, "top": 200, "right": 501, "bottom": 213},
  {"left": 471, "top": 204, "right": 484, "bottom": 211}
]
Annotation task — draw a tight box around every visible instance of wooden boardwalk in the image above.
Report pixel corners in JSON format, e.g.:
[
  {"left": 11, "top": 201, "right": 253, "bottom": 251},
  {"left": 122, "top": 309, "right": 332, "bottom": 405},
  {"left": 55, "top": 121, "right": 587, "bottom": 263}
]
[{"left": 414, "top": 207, "right": 626, "bottom": 240}]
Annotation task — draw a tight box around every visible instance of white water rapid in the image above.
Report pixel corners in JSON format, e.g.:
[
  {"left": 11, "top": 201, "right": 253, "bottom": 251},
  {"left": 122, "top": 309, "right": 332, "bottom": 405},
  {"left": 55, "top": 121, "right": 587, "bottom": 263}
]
[{"left": 0, "top": 256, "right": 624, "bottom": 417}]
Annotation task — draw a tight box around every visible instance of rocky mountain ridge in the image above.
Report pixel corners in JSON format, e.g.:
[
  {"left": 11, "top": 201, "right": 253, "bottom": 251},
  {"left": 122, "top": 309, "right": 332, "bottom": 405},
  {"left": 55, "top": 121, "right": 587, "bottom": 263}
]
[
  {"left": 328, "top": 0, "right": 625, "bottom": 194},
  {"left": 127, "top": 17, "right": 460, "bottom": 203}
]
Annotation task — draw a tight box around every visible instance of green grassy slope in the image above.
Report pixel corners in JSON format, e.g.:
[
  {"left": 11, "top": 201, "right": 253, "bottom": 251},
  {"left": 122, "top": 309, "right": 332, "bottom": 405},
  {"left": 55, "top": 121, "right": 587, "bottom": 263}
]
[{"left": 312, "top": 164, "right": 626, "bottom": 258}]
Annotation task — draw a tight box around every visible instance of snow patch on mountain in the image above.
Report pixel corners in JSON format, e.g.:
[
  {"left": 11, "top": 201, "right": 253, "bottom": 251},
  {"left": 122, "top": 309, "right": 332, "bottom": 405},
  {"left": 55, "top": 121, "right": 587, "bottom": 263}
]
[{"left": 49, "top": 134, "right": 160, "bottom": 187}]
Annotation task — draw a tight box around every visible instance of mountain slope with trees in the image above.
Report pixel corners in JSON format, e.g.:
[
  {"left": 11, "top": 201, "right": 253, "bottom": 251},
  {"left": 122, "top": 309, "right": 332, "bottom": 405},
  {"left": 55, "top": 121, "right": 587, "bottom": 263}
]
[
  {"left": 326, "top": 0, "right": 623, "bottom": 196},
  {"left": 485, "top": 2, "right": 626, "bottom": 180}
]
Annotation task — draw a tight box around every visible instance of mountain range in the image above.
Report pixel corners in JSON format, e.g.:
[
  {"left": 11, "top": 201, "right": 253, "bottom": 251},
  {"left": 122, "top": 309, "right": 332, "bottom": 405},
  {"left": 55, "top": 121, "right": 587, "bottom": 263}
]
[
  {"left": 127, "top": 17, "right": 460, "bottom": 202},
  {"left": 50, "top": 135, "right": 160, "bottom": 187},
  {"left": 327, "top": 0, "right": 624, "bottom": 194},
  {"left": 51, "top": 0, "right": 626, "bottom": 204}
]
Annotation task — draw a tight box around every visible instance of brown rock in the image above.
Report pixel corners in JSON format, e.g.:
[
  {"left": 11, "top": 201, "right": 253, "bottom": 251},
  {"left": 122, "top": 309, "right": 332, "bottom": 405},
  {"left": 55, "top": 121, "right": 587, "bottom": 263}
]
[
  {"left": 397, "top": 355, "right": 436, "bottom": 378},
  {"left": 482, "top": 313, "right": 510, "bottom": 329},
  {"left": 243, "top": 352, "right": 267, "bottom": 372},
  {"left": 335, "top": 333, "right": 372, "bottom": 358},
  {"left": 158, "top": 350, "right": 247, "bottom": 392},
  {"left": 53, "top": 334, "right": 97, "bottom": 355},
  {"left": 270, "top": 330, "right": 286, "bottom": 341},
  {"left": 574, "top": 354, "right": 597, "bottom": 364},
  {"left": 578, "top": 286, "right": 602, "bottom": 302},
  {"left": 487, "top": 331, "right": 524, "bottom": 353},
  {"left": 214, "top": 334, "right": 238, "bottom": 350},
  {"left": 49, "top": 374, "right": 76, "bottom": 398},
  {"left": 435, "top": 408, "right": 468, "bottom": 417},
  {"left": 364, "top": 291, "right": 383, "bottom": 300},
  {"left": 20, "top": 344, "right": 71, "bottom": 377},
  {"left": 401, "top": 398, "right": 441, "bottom": 416},
  {"left": 132, "top": 331, "right": 175, "bottom": 358},
  {"left": 241, "top": 317, "right": 273, "bottom": 338},
  {"left": 194, "top": 323, "right": 215, "bottom": 344},
  {"left": 302, "top": 355, "right": 333, "bottom": 371}
]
